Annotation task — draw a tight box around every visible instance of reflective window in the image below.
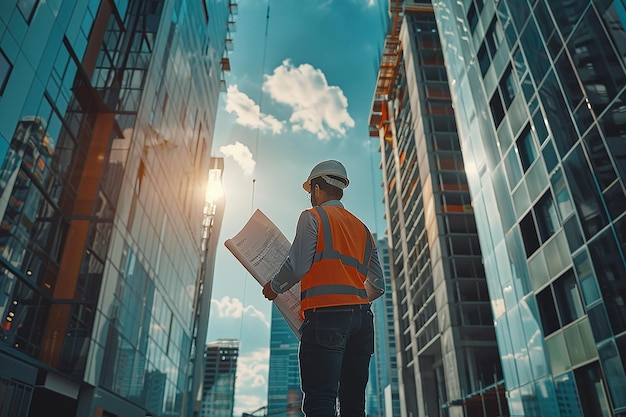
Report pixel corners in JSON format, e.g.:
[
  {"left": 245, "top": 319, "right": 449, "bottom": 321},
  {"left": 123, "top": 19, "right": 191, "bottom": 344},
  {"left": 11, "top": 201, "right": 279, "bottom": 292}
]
[
  {"left": 600, "top": 2, "right": 626, "bottom": 78},
  {"left": 548, "top": 0, "right": 587, "bottom": 39},
  {"left": 563, "top": 145, "right": 609, "bottom": 238},
  {"left": 500, "top": 65, "right": 517, "bottom": 108},
  {"left": 598, "top": 341, "right": 626, "bottom": 410},
  {"left": 598, "top": 91, "right": 626, "bottom": 181},
  {"left": 485, "top": 16, "right": 505, "bottom": 56},
  {"left": 563, "top": 216, "right": 584, "bottom": 253},
  {"left": 588, "top": 230, "right": 626, "bottom": 335},
  {"left": 521, "top": 19, "right": 550, "bottom": 83},
  {"left": 555, "top": 52, "right": 583, "bottom": 110},
  {"left": 507, "top": 0, "right": 530, "bottom": 34},
  {"left": 520, "top": 210, "right": 540, "bottom": 256},
  {"left": 490, "top": 90, "right": 505, "bottom": 127},
  {"left": 554, "top": 373, "right": 584, "bottom": 417},
  {"left": 574, "top": 363, "right": 612, "bottom": 417},
  {"left": 550, "top": 169, "right": 574, "bottom": 220},
  {"left": 587, "top": 303, "right": 612, "bottom": 343},
  {"left": 517, "top": 125, "right": 537, "bottom": 171},
  {"left": 602, "top": 181, "right": 626, "bottom": 221},
  {"left": 17, "top": 0, "right": 39, "bottom": 23},
  {"left": 467, "top": 2, "right": 478, "bottom": 32},
  {"left": 0, "top": 49, "right": 12, "bottom": 96},
  {"left": 583, "top": 128, "right": 617, "bottom": 191},
  {"left": 534, "top": 1, "right": 562, "bottom": 57},
  {"left": 540, "top": 71, "right": 578, "bottom": 156},
  {"left": 535, "top": 191, "right": 559, "bottom": 242},
  {"left": 573, "top": 251, "right": 599, "bottom": 306},
  {"left": 569, "top": 8, "right": 625, "bottom": 113},
  {"left": 505, "top": 145, "right": 523, "bottom": 187},
  {"left": 542, "top": 140, "right": 558, "bottom": 174},
  {"left": 553, "top": 269, "right": 584, "bottom": 326},
  {"left": 533, "top": 110, "right": 549, "bottom": 147},
  {"left": 537, "top": 286, "right": 560, "bottom": 336}
]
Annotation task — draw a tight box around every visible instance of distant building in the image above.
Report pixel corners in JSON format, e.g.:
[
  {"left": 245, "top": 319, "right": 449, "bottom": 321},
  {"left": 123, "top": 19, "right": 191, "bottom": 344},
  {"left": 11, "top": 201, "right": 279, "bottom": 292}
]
[
  {"left": 369, "top": 2, "right": 507, "bottom": 416},
  {"left": 200, "top": 339, "right": 239, "bottom": 417},
  {"left": 0, "top": 1, "right": 235, "bottom": 416},
  {"left": 267, "top": 303, "right": 303, "bottom": 417},
  {"left": 368, "top": 236, "right": 401, "bottom": 417}
]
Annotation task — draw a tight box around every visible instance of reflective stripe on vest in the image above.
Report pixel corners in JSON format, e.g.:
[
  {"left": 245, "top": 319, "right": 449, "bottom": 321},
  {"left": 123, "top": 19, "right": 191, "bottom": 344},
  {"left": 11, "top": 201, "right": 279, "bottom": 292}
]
[
  {"left": 311, "top": 206, "right": 373, "bottom": 277},
  {"left": 300, "top": 206, "right": 372, "bottom": 308}
]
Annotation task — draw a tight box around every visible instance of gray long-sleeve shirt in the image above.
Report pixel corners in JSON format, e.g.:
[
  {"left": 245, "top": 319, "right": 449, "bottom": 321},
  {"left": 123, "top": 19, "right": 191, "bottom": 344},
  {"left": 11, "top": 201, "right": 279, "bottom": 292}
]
[{"left": 270, "top": 200, "right": 385, "bottom": 301}]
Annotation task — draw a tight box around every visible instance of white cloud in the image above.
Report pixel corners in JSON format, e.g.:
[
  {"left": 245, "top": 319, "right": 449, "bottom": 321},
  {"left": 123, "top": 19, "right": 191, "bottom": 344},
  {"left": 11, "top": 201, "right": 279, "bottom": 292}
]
[
  {"left": 220, "top": 141, "right": 256, "bottom": 176},
  {"left": 233, "top": 348, "right": 270, "bottom": 416},
  {"left": 225, "top": 85, "right": 284, "bottom": 134},
  {"left": 211, "top": 295, "right": 270, "bottom": 327},
  {"left": 262, "top": 59, "right": 355, "bottom": 140}
]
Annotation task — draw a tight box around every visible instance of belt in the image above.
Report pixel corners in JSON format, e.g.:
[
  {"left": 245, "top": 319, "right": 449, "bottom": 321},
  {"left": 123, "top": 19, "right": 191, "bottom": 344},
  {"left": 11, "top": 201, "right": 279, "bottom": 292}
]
[{"left": 309, "top": 304, "right": 371, "bottom": 312}]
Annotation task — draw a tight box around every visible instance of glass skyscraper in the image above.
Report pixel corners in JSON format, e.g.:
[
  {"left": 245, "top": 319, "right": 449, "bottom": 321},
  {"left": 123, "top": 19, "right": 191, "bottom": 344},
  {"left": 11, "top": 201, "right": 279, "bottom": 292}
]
[
  {"left": 368, "top": 236, "right": 401, "bottom": 417},
  {"left": 0, "top": 1, "right": 235, "bottom": 416},
  {"left": 267, "top": 303, "right": 303, "bottom": 417},
  {"left": 369, "top": 2, "right": 507, "bottom": 416},
  {"left": 200, "top": 339, "right": 239, "bottom": 417},
  {"left": 430, "top": 0, "right": 626, "bottom": 416}
]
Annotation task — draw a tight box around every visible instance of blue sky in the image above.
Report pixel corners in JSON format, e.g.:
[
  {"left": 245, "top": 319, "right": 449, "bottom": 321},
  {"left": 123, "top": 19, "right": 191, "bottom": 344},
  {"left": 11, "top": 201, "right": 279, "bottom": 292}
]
[{"left": 206, "top": 0, "right": 388, "bottom": 414}]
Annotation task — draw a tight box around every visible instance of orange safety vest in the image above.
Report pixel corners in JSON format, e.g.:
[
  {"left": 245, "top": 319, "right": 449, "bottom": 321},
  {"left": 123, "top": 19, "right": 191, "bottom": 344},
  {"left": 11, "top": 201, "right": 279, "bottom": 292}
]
[{"left": 300, "top": 205, "right": 374, "bottom": 317}]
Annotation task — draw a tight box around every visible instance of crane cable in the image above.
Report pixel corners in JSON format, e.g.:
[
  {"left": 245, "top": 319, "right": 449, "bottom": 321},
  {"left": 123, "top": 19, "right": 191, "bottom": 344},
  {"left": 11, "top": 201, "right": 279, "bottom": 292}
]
[{"left": 237, "top": 0, "right": 271, "bottom": 352}]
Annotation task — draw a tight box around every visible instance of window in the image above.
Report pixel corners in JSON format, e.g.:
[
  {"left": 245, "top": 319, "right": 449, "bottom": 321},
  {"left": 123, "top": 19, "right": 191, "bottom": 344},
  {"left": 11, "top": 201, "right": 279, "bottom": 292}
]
[
  {"left": 500, "top": 65, "right": 517, "bottom": 108},
  {"left": 478, "top": 43, "right": 490, "bottom": 76},
  {"left": 505, "top": 146, "right": 523, "bottom": 187},
  {"left": 535, "top": 191, "right": 560, "bottom": 242},
  {"left": 0, "top": 49, "right": 12, "bottom": 96},
  {"left": 467, "top": 3, "right": 478, "bottom": 32},
  {"left": 517, "top": 125, "right": 537, "bottom": 171},
  {"left": 553, "top": 270, "right": 585, "bottom": 326},
  {"left": 17, "top": 0, "right": 39, "bottom": 23},
  {"left": 485, "top": 17, "right": 504, "bottom": 56},
  {"left": 536, "top": 286, "right": 559, "bottom": 336},
  {"left": 490, "top": 91, "right": 505, "bottom": 127},
  {"left": 520, "top": 211, "right": 540, "bottom": 256},
  {"left": 574, "top": 364, "right": 612, "bottom": 417}
]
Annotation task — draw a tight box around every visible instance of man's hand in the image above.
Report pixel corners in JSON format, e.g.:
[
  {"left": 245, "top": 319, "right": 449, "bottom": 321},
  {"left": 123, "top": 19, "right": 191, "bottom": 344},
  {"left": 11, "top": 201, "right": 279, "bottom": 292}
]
[{"left": 262, "top": 281, "right": 278, "bottom": 300}]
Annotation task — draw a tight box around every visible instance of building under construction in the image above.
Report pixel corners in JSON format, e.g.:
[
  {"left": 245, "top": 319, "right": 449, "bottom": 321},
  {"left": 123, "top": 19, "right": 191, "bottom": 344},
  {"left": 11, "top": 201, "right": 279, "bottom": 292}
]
[{"left": 369, "top": 1, "right": 508, "bottom": 416}]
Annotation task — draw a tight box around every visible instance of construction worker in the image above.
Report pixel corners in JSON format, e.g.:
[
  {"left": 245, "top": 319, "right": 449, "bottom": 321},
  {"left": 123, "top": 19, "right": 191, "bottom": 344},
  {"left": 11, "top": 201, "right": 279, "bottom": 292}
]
[{"left": 263, "top": 160, "right": 385, "bottom": 417}]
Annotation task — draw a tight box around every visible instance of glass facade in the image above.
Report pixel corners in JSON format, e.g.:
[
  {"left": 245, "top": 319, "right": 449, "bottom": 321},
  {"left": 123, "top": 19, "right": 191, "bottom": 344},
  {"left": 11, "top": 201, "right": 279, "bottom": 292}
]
[
  {"left": 200, "top": 339, "right": 239, "bottom": 417},
  {"left": 368, "top": 236, "right": 401, "bottom": 417},
  {"left": 266, "top": 303, "right": 303, "bottom": 417},
  {"left": 433, "top": 0, "right": 626, "bottom": 416},
  {"left": 0, "top": 1, "right": 235, "bottom": 416},
  {"left": 370, "top": 2, "right": 507, "bottom": 416}
]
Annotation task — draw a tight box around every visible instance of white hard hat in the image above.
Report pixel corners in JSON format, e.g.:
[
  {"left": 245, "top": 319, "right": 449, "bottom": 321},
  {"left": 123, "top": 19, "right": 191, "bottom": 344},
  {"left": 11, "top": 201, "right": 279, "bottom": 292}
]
[{"left": 303, "top": 160, "right": 349, "bottom": 192}]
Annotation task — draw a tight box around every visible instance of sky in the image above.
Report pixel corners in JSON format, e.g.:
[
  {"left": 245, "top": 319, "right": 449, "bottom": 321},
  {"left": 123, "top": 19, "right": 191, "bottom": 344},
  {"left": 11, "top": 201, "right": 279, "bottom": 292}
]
[{"left": 206, "top": 1, "right": 389, "bottom": 414}]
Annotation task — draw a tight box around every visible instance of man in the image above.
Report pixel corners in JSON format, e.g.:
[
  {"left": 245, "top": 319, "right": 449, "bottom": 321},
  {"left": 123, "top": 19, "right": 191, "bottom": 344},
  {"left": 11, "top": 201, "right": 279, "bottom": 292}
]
[{"left": 262, "top": 160, "right": 385, "bottom": 417}]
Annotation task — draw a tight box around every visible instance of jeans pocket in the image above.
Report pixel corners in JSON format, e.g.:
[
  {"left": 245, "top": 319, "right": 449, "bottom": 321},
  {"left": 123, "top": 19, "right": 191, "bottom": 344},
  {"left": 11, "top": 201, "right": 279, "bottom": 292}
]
[{"left": 314, "top": 309, "right": 353, "bottom": 350}]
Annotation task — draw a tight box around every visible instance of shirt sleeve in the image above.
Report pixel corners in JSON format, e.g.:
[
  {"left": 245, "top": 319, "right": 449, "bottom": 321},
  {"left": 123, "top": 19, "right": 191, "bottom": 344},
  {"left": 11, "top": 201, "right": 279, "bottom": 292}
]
[
  {"left": 270, "top": 210, "right": 318, "bottom": 294},
  {"left": 364, "top": 241, "right": 385, "bottom": 301}
]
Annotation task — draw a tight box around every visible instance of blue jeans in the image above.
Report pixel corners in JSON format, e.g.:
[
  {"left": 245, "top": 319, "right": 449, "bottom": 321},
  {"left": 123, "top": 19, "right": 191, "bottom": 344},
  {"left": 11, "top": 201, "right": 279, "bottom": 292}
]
[{"left": 298, "top": 304, "right": 374, "bottom": 417}]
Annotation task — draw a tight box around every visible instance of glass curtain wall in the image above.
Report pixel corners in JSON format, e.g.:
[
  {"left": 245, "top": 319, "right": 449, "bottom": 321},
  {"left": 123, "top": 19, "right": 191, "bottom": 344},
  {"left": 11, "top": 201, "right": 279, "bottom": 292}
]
[{"left": 433, "top": 0, "right": 626, "bottom": 415}]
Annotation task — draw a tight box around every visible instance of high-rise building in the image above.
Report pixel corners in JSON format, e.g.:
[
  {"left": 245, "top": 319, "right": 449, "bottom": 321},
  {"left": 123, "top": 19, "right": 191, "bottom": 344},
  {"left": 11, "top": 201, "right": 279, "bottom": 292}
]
[
  {"left": 200, "top": 339, "right": 239, "bottom": 417},
  {"left": 431, "top": 0, "right": 626, "bottom": 416},
  {"left": 0, "top": 1, "right": 235, "bottom": 416},
  {"left": 369, "top": 2, "right": 507, "bottom": 416},
  {"left": 267, "top": 303, "right": 303, "bottom": 417},
  {"left": 368, "top": 236, "right": 401, "bottom": 417}
]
